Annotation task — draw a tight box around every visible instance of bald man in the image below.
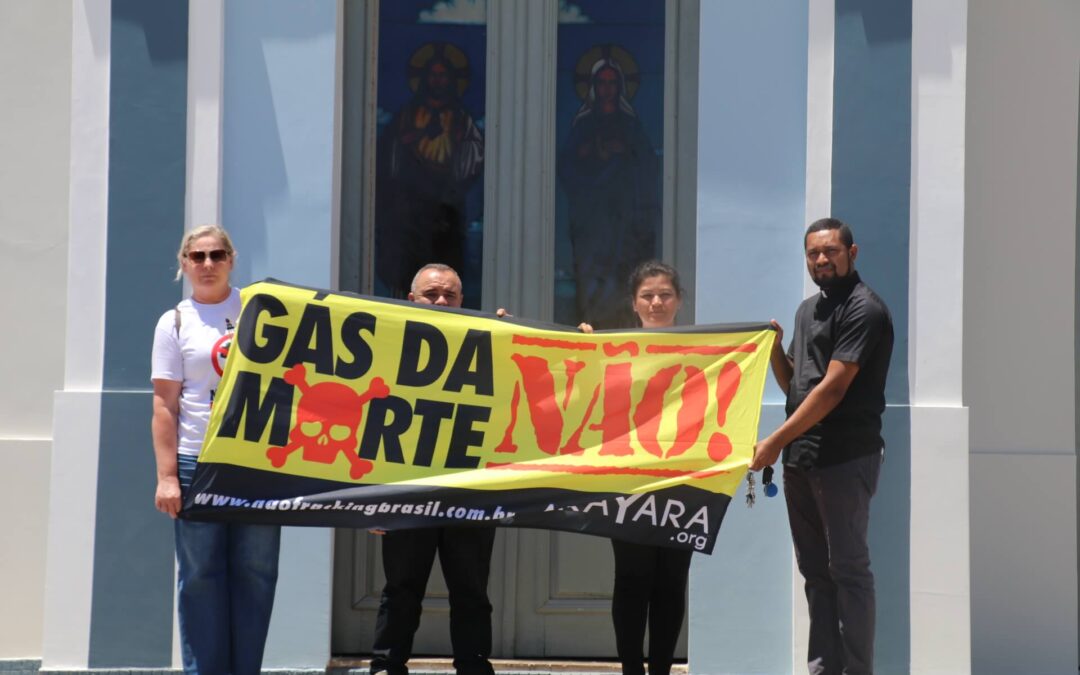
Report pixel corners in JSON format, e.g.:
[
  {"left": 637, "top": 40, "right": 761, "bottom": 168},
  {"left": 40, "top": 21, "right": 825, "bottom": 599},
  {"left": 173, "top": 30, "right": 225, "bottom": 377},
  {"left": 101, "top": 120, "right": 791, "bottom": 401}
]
[{"left": 369, "top": 264, "right": 496, "bottom": 675}]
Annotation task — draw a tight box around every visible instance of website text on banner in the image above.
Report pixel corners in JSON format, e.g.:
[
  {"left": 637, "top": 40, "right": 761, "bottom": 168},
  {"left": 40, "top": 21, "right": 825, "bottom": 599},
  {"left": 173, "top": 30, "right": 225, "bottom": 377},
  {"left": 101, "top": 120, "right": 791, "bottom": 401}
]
[{"left": 183, "top": 280, "right": 774, "bottom": 553}]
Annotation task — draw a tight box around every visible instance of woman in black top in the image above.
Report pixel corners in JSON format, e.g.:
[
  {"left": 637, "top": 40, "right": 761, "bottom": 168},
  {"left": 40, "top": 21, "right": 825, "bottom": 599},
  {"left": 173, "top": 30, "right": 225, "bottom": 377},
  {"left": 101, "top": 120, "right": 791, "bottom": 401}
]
[{"left": 580, "top": 260, "right": 692, "bottom": 675}]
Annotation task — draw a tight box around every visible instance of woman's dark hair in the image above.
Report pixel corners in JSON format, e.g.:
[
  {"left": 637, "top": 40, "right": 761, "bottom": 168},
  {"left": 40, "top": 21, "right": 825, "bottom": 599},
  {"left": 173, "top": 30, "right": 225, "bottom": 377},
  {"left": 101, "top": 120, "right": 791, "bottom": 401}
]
[{"left": 628, "top": 260, "right": 683, "bottom": 299}]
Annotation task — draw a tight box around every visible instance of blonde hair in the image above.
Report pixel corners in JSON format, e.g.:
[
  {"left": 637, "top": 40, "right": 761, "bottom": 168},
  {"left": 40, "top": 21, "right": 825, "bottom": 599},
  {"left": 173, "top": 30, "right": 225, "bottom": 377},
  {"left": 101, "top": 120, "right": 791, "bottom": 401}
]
[{"left": 175, "top": 224, "right": 237, "bottom": 280}]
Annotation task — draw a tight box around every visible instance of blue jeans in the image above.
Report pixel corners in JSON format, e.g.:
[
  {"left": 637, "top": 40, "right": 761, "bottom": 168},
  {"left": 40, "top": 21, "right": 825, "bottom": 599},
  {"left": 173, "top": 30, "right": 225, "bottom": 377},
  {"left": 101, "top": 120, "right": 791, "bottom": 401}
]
[{"left": 176, "top": 454, "right": 281, "bottom": 675}]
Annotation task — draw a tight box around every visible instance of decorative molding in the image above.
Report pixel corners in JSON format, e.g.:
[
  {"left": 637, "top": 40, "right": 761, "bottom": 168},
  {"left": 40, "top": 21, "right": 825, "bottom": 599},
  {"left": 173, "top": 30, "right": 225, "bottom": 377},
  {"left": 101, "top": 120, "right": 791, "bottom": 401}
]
[
  {"left": 665, "top": 0, "right": 699, "bottom": 324},
  {"left": 63, "top": 0, "right": 111, "bottom": 391}
]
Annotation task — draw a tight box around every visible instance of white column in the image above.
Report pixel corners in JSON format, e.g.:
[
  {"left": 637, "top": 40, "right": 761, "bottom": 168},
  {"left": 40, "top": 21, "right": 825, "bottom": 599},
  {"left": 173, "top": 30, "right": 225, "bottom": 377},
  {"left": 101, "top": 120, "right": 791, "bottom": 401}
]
[
  {"left": 795, "top": 0, "right": 835, "bottom": 669},
  {"left": 964, "top": 2, "right": 1080, "bottom": 673},
  {"left": 185, "top": 0, "right": 225, "bottom": 229},
  {"left": 61, "top": 0, "right": 110, "bottom": 394},
  {"left": 909, "top": 1, "right": 970, "bottom": 672},
  {"left": 482, "top": 0, "right": 558, "bottom": 320},
  {"left": 42, "top": 0, "right": 111, "bottom": 668},
  {"left": 804, "top": 0, "right": 834, "bottom": 236}
]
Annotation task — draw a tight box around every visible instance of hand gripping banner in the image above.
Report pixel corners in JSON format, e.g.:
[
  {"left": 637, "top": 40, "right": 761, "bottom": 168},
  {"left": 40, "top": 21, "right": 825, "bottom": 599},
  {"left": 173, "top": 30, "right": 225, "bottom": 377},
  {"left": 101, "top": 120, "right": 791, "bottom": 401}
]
[{"left": 183, "top": 280, "right": 775, "bottom": 553}]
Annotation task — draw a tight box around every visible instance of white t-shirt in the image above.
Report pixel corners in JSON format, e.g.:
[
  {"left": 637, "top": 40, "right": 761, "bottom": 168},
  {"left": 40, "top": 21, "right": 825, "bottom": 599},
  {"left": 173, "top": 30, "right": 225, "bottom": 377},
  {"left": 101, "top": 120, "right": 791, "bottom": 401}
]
[{"left": 151, "top": 288, "right": 241, "bottom": 457}]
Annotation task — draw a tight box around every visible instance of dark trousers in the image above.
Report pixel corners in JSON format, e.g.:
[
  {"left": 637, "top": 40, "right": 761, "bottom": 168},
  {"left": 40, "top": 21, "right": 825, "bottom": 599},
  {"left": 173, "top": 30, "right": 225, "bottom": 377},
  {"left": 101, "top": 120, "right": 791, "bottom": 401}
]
[
  {"left": 370, "top": 527, "right": 496, "bottom": 675},
  {"left": 610, "top": 539, "right": 692, "bottom": 675},
  {"left": 785, "top": 453, "right": 881, "bottom": 675}
]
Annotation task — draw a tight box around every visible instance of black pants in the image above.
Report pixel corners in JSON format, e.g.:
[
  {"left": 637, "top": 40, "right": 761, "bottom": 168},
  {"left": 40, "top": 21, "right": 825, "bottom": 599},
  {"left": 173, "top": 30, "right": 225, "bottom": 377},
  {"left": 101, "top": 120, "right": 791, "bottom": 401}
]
[
  {"left": 370, "top": 527, "right": 496, "bottom": 675},
  {"left": 610, "top": 540, "right": 692, "bottom": 675},
  {"left": 785, "top": 453, "right": 881, "bottom": 675}
]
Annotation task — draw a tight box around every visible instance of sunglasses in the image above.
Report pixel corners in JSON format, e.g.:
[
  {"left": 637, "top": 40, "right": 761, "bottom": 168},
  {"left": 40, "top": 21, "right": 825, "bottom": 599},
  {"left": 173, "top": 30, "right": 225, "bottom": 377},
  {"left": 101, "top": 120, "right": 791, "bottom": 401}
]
[{"left": 186, "top": 249, "right": 230, "bottom": 264}]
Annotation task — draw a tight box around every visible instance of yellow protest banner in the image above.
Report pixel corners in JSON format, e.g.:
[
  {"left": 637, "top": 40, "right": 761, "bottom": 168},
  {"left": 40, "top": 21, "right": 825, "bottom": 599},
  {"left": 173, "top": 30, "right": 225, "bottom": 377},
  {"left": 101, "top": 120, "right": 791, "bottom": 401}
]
[{"left": 184, "top": 280, "right": 774, "bottom": 553}]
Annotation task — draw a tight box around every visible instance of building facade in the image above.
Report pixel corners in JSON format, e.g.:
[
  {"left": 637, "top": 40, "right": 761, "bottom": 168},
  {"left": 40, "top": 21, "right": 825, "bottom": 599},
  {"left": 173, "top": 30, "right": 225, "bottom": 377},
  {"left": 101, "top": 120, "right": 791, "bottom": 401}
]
[{"left": 1, "top": 1, "right": 1078, "bottom": 673}]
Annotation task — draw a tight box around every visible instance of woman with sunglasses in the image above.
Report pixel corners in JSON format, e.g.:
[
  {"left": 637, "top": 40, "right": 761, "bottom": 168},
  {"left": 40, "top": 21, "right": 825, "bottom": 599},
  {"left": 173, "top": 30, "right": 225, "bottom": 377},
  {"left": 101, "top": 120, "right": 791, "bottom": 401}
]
[
  {"left": 580, "top": 260, "right": 692, "bottom": 675},
  {"left": 150, "top": 225, "right": 281, "bottom": 674}
]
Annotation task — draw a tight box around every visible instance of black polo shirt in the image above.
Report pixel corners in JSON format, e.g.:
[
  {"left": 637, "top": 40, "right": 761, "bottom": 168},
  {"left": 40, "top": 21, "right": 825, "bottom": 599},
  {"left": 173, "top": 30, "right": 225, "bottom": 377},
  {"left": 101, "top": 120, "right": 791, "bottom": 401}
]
[{"left": 783, "top": 271, "right": 894, "bottom": 470}]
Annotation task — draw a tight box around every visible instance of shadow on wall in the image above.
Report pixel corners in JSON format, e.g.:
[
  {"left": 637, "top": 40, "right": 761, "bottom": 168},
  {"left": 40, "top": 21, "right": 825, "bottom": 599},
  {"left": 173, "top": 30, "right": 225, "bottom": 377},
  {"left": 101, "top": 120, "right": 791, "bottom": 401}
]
[
  {"left": 113, "top": 0, "right": 188, "bottom": 63},
  {"left": 837, "top": 0, "right": 910, "bottom": 45}
]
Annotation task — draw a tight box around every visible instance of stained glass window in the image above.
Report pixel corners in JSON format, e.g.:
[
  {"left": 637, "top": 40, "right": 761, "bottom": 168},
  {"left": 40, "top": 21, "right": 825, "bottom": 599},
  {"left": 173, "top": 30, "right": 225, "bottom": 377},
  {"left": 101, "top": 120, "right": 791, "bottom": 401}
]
[
  {"left": 554, "top": 0, "right": 665, "bottom": 328},
  {"left": 373, "top": 0, "right": 487, "bottom": 309}
]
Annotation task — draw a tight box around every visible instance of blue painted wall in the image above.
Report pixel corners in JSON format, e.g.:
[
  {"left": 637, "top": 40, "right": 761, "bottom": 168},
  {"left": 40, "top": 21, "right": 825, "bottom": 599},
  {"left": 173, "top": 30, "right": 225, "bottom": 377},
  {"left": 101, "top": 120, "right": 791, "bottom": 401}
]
[
  {"left": 102, "top": 0, "right": 189, "bottom": 390},
  {"left": 222, "top": 1, "right": 339, "bottom": 667},
  {"left": 90, "top": 0, "right": 189, "bottom": 666},
  {"left": 691, "top": 2, "right": 808, "bottom": 672},
  {"left": 832, "top": 2, "right": 912, "bottom": 672},
  {"left": 222, "top": 0, "right": 337, "bottom": 290},
  {"left": 831, "top": 0, "right": 910, "bottom": 405}
]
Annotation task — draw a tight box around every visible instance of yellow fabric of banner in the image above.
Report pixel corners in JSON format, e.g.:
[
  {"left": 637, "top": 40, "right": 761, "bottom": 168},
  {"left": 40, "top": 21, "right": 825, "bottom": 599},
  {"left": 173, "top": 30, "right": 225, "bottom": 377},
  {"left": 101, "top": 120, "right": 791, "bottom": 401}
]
[{"left": 200, "top": 280, "right": 774, "bottom": 499}]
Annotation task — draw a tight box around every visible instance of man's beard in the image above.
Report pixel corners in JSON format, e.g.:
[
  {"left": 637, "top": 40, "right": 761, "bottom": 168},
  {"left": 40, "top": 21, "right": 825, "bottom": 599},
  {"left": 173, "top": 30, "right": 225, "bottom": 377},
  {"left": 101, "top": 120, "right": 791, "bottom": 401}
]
[{"left": 812, "top": 266, "right": 854, "bottom": 291}]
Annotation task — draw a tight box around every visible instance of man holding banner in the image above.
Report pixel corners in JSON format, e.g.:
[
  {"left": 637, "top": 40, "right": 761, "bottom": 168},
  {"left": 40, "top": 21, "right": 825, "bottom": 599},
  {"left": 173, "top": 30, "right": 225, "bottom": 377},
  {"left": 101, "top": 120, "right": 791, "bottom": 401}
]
[
  {"left": 751, "top": 218, "right": 893, "bottom": 675},
  {"left": 369, "top": 264, "right": 496, "bottom": 675}
]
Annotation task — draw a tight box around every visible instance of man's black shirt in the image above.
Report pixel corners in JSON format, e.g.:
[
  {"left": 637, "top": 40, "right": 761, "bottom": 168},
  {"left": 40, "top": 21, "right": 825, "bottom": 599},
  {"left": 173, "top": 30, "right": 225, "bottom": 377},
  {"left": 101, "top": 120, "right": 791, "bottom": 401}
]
[{"left": 783, "top": 271, "right": 894, "bottom": 469}]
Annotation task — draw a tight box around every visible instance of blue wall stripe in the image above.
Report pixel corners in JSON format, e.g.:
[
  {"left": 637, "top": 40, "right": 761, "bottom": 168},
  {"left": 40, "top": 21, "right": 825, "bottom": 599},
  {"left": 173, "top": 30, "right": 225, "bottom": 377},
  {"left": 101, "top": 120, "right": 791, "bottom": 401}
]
[
  {"left": 89, "top": 393, "right": 176, "bottom": 667},
  {"left": 90, "top": 0, "right": 189, "bottom": 666},
  {"left": 832, "top": 2, "right": 912, "bottom": 673},
  {"left": 871, "top": 406, "right": 912, "bottom": 675},
  {"left": 831, "top": 0, "right": 911, "bottom": 405},
  {"left": 691, "top": 2, "right": 808, "bottom": 672},
  {"left": 101, "top": 0, "right": 189, "bottom": 390}
]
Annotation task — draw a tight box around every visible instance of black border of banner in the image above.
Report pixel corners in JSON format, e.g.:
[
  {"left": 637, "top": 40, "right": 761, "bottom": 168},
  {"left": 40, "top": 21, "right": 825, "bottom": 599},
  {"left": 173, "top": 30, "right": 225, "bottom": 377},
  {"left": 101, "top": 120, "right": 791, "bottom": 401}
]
[
  {"left": 253, "top": 277, "right": 772, "bottom": 336},
  {"left": 183, "top": 463, "right": 730, "bottom": 554}
]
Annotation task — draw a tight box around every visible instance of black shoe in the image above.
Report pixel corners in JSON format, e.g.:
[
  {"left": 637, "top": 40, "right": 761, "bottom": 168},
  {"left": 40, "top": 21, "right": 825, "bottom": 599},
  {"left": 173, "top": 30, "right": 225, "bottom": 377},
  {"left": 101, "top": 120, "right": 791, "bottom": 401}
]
[{"left": 369, "top": 656, "right": 408, "bottom": 675}]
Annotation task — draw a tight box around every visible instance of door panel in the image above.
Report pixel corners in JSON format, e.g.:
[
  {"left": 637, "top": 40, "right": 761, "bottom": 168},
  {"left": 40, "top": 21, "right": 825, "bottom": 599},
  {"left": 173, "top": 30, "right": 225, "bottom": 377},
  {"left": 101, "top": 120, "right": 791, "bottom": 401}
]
[
  {"left": 331, "top": 527, "right": 510, "bottom": 656},
  {"left": 513, "top": 530, "right": 617, "bottom": 657}
]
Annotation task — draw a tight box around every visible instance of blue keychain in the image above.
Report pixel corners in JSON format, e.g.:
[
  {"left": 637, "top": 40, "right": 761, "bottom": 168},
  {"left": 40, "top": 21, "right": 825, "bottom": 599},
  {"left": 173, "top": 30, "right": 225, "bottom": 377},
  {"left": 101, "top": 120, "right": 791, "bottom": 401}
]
[{"left": 763, "top": 465, "right": 778, "bottom": 498}]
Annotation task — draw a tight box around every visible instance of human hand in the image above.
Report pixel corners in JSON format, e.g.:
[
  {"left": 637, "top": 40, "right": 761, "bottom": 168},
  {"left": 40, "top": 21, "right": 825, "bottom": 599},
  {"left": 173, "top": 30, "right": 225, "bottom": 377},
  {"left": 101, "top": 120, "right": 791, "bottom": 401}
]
[
  {"left": 578, "top": 322, "right": 594, "bottom": 334},
  {"left": 750, "top": 435, "right": 783, "bottom": 472},
  {"left": 155, "top": 476, "right": 182, "bottom": 519},
  {"left": 770, "top": 319, "right": 784, "bottom": 352},
  {"left": 368, "top": 529, "right": 386, "bottom": 536},
  {"left": 496, "top": 308, "right": 512, "bottom": 318}
]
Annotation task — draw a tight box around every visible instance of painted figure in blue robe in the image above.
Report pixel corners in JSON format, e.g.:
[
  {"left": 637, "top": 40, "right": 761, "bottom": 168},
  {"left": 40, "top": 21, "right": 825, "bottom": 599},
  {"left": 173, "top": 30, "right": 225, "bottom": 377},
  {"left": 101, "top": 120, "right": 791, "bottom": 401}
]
[{"left": 558, "top": 52, "right": 661, "bottom": 329}]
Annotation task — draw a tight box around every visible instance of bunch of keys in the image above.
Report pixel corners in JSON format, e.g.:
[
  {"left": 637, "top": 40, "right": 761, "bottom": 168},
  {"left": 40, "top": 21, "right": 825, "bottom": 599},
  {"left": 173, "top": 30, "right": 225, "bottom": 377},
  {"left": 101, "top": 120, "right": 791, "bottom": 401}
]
[{"left": 745, "top": 466, "right": 778, "bottom": 507}]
